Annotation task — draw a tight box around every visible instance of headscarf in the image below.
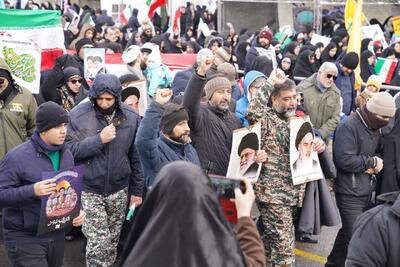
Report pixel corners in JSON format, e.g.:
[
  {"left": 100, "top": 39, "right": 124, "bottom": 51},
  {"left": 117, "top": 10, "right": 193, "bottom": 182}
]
[
  {"left": 321, "top": 42, "right": 338, "bottom": 63},
  {"left": 250, "top": 56, "right": 273, "bottom": 77},
  {"left": 360, "top": 50, "right": 376, "bottom": 82},
  {"left": 119, "top": 162, "right": 247, "bottom": 267},
  {"left": 293, "top": 49, "right": 317, "bottom": 79}
]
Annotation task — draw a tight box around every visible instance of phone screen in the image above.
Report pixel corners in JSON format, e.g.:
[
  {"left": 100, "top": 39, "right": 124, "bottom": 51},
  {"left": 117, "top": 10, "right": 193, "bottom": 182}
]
[{"left": 208, "top": 175, "right": 242, "bottom": 199}]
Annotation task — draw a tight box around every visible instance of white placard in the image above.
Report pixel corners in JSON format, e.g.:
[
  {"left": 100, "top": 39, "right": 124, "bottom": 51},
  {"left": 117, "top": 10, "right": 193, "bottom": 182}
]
[
  {"left": 290, "top": 117, "right": 324, "bottom": 185},
  {"left": 226, "top": 123, "right": 262, "bottom": 182},
  {"left": 310, "top": 34, "right": 331, "bottom": 47},
  {"left": 362, "top": 24, "right": 388, "bottom": 49},
  {"left": 0, "top": 35, "right": 41, "bottom": 94}
]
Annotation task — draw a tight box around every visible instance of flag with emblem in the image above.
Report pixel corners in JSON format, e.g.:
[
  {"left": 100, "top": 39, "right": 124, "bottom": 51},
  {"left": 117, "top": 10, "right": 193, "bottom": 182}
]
[{"left": 0, "top": 9, "right": 65, "bottom": 83}]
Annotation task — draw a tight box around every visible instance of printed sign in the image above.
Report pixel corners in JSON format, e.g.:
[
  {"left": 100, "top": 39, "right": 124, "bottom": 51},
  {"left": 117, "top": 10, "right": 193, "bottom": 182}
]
[
  {"left": 362, "top": 24, "right": 388, "bottom": 49},
  {"left": 0, "top": 33, "right": 41, "bottom": 94},
  {"left": 290, "top": 117, "right": 323, "bottom": 185},
  {"left": 226, "top": 123, "right": 262, "bottom": 181},
  {"left": 37, "top": 165, "right": 84, "bottom": 236},
  {"left": 310, "top": 34, "right": 331, "bottom": 47},
  {"left": 84, "top": 48, "right": 105, "bottom": 80}
]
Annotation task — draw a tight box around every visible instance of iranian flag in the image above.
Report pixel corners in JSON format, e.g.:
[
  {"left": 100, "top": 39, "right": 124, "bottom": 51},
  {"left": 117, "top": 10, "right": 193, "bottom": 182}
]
[
  {"left": 375, "top": 57, "right": 398, "bottom": 84},
  {"left": 0, "top": 9, "right": 65, "bottom": 72},
  {"left": 119, "top": 4, "right": 132, "bottom": 25}
]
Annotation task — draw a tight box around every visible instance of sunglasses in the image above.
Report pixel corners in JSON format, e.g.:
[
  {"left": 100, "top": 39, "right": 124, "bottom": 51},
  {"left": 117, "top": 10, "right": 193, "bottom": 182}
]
[
  {"left": 326, "top": 74, "right": 337, "bottom": 80},
  {"left": 69, "top": 79, "right": 83, "bottom": 84}
]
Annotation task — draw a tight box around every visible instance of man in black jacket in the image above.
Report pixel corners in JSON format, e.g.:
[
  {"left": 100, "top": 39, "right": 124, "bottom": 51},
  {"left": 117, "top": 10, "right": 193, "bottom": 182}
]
[
  {"left": 326, "top": 92, "right": 396, "bottom": 267},
  {"left": 183, "top": 58, "right": 242, "bottom": 175},
  {"left": 346, "top": 191, "right": 400, "bottom": 267},
  {"left": 66, "top": 74, "right": 143, "bottom": 267}
]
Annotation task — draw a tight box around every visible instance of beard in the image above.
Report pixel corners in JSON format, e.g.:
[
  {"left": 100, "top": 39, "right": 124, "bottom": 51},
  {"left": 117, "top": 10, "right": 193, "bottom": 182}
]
[
  {"left": 273, "top": 103, "right": 296, "bottom": 118},
  {"left": 170, "top": 132, "right": 192, "bottom": 145},
  {"left": 140, "top": 61, "right": 147, "bottom": 70}
]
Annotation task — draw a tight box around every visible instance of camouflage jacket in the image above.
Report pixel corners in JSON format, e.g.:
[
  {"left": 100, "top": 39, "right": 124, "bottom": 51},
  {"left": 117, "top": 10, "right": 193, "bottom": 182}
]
[{"left": 246, "top": 83, "right": 305, "bottom": 206}]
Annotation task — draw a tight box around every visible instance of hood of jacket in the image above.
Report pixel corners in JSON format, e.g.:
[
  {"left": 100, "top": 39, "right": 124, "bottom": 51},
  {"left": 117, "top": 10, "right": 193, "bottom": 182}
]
[
  {"left": 0, "top": 57, "right": 21, "bottom": 92},
  {"left": 242, "top": 70, "right": 265, "bottom": 99},
  {"left": 88, "top": 74, "right": 122, "bottom": 102}
]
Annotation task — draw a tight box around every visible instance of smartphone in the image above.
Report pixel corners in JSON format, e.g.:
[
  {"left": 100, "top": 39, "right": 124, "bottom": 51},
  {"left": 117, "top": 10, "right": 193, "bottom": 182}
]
[{"left": 208, "top": 175, "right": 245, "bottom": 199}]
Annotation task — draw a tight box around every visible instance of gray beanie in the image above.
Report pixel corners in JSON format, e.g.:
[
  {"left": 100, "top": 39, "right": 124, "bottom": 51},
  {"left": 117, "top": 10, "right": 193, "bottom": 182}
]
[
  {"left": 366, "top": 92, "right": 396, "bottom": 117},
  {"left": 204, "top": 76, "right": 231, "bottom": 100}
]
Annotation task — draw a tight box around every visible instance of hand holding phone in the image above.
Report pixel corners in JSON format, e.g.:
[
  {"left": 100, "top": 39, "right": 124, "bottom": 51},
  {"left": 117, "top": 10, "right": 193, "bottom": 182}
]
[{"left": 232, "top": 178, "right": 255, "bottom": 219}]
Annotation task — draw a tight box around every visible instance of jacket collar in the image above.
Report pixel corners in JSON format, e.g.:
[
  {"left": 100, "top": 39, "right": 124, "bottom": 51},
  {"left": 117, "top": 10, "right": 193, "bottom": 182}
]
[
  {"left": 207, "top": 102, "right": 229, "bottom": 118},
  {"left": 160, "top": 134, "right": 186, "bottom": 153}
]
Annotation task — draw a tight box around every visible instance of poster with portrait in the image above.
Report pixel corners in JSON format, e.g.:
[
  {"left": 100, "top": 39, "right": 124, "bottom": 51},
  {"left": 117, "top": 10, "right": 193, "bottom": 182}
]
[
  {"left": 226, "top": 123, "right": 261, "bottom": 182},
  {"left": 37, "top": 165, "right": 84, "bottom": 236},
  {"left": 122, "top": 79, "right": 148, "bottom": 116},
  {"left": 84, "top": 48, "right": 105, "bottom": 80},
  {"left": 290, "top": 117, "right": 323, "bottom": 185}
]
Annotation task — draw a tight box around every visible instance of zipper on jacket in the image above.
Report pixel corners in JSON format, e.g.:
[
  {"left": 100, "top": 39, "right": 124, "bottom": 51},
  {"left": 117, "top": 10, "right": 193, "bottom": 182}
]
[
  {"left": 0, "top": 110, "right": 8, "bottom": 154},
  {"left": 352, "top": 173, "right": 356, "bottom": 188}
]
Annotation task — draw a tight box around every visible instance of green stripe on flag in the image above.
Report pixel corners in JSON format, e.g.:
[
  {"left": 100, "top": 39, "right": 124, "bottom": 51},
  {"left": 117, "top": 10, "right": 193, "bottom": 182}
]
[
  {"left": 146, "top": 0, "right": 152, "bottom": 6},
  {"left": 0, "top": 9, "right": 61, "bottom": 28},
  {"left": 374, "top": 57, "right": 385, "bottom": 74}
]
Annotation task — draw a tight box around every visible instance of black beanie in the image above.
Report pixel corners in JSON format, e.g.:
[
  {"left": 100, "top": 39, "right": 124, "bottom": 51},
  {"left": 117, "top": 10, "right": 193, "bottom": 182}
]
[
  {"left": 160, "top": 103, "right": 189, "bottom": 134},
  {"left": 295, "top": 122, "right": 314, "bottom": 150},
  {"left": 121, "top": 87, "right": 140, "bottom": 102},
  {"left": 0, "top": 69, "right": 12, "bottom": 81},
  {"left": 341, "top": 52, "right": 359, "bottom": 70},
  {"left": 238, "top": 132, "right": 259, "bottom": 156},
  {"left": 119, "top": 73, "right": 140, "bottom": 85},
  {"left": 75, "top": 38, "right": 94, "bottom": 54},
  {"left": 36, "top": 101, "right": 69, "bottom": 133}
]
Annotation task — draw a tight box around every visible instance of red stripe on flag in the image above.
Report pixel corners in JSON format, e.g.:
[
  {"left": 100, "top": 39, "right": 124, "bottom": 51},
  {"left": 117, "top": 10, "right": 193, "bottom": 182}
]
[
  {"left": 41, "top": 48, "right": 64, "bottom": 71},
  {"left": 385, "top": 61, "right": 397, "bottom": 84},
  {"left": 148, "top": 0, "right": 166, "bottom": 19},
  {"left": 173, "top": 8, "right": 181, "bottom": 32}
]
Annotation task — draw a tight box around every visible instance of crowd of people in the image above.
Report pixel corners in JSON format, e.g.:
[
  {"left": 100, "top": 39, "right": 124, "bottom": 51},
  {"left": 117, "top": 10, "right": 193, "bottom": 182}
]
[{"left": 1, "top": 1, "right": 400, "bottom": 267}]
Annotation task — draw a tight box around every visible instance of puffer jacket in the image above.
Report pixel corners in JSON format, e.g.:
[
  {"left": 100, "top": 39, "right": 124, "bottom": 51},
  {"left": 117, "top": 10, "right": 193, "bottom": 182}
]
[
  {"left": 0, "top": 58, "right": 37, "bottom": 159},
  {"left": 235, "top": 71, "right": 266, "bottom": 127},
  {"left": 66, "top": 74, "right": 144, "bottom": 196}
]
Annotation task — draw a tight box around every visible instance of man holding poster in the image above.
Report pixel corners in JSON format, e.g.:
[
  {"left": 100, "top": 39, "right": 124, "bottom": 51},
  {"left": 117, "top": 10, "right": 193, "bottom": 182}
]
[{"left": 0, "top": 101, "right": 85, "bottom": 267}]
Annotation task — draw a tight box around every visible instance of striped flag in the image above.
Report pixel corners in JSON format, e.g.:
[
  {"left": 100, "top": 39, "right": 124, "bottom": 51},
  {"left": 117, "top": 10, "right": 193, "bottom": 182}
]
[
  {"left": 0, "top": 9, "right": 64, "bottom": 93},
  {"left": 147, "top": 0, "right": 166, "bottom": 19},
  {"left": 119, "top": 4, "right": 132, "bottom": 25},
  {"left": 375, "top": 57, "right": 398, "bottom": 84}
]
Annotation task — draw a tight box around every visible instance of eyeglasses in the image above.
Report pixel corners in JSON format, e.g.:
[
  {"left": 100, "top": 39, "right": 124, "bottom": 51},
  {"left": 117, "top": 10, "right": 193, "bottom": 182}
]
[
  {"left": 69, "top": 79, "right": 83, "bottom": 84},
  {"left": 326, "top": 74, "right": 337, "bottom": 80}
]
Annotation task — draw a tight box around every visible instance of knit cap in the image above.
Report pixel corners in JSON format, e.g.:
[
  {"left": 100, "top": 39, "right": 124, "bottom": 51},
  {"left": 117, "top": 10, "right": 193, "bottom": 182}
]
[
  {"left": 217, "top": 63, "right": 236, "bottom": 86},
  {"left": 36, "top": 101, "right": 69, "bottom": 132},
  {"left": 366, "top": 92, "right": 396, "bottom": 117},
  {"left": 259, "top": 28, "right": 273, "bottom": 42},
  {"left": 160, "top": 103, "right": 189, "bottom": 134},
  {"left": 341, "top": 52, "right": 359, "bottom": 70},
  {"left": 366, "top": 75, "right": 381, "bottom": 91},
  {"left": 204, "top": 76, "right": 231, "bottom": 100}
]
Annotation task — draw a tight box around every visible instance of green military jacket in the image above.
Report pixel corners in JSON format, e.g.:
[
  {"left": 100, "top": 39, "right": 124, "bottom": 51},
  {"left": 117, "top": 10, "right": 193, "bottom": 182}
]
[{"left": 0, "top": 59, "right": 37, "bottom": 159}]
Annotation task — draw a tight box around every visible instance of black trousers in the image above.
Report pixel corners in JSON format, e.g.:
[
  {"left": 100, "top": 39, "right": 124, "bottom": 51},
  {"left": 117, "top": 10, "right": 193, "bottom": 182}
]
[
  {"left": 5, "top": 238, "right": 64, "bottom": 267},
  {"left": 325, "top": 193, "right": 368, "bottom": 267}
]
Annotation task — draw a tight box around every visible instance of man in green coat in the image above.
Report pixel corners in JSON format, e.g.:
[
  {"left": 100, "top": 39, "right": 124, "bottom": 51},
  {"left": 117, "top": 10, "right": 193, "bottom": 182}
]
[
  {"left": 0, "top": 57, "right": 37, "bottom": 159},
  {"left": 297, "top": 62, "right": 341, "bottom": 143}
]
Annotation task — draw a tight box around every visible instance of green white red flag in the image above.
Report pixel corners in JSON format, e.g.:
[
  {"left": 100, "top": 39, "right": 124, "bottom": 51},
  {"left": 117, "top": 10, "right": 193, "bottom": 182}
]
[
  {"left": 0, "top": 9, "right": 64, "bottom": 93},
  {"left": 375, "top": 57, "right": 398, "bottom": 84}
]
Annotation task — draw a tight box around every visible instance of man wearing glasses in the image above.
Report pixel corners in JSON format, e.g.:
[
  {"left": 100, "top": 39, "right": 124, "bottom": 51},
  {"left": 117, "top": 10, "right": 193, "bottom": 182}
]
[
  {"left": 0, "top": 58, "right": 37, "bottom": 160},
  {"left": 297, "top": 62, "right": 341, "bottom": 144}
]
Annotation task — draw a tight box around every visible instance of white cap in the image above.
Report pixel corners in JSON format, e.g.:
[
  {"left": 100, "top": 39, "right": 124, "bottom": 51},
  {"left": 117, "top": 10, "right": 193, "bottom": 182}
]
[{"left": 122, "top": 45, "right": 141, "bottom": 64}]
